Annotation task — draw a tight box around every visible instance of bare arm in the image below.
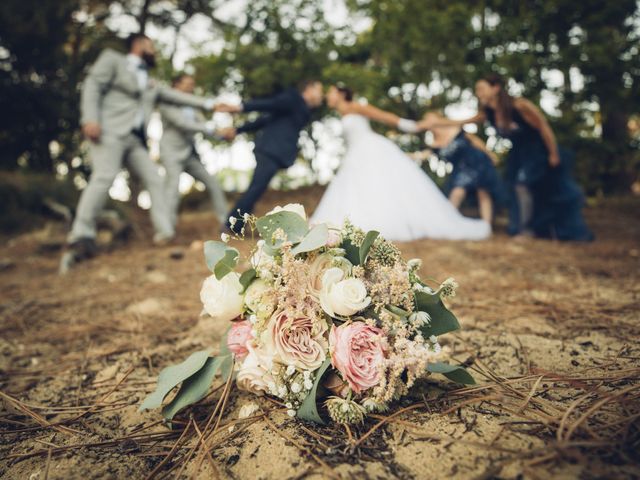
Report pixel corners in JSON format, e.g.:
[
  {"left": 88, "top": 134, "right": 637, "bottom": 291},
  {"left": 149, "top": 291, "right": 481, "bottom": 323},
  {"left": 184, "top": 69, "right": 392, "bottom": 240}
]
[
  {"left": 514, "top": 98, "right": 560, "bottom": 167},
  {"left": 346, "top": 102, "right": 403, "bottom": 128},
  {"left": 419, "top": 112, "right": 486, "bottom": 130},
  {"left": 465, "top": 133, "right": 499, "bottom": 165}
]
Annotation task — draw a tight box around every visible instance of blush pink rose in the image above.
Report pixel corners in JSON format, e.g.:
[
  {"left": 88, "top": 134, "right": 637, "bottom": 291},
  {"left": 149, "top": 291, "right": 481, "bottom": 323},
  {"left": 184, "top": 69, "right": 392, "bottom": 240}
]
[
  {"left": 329, "top": 322, "right": 387, "bottom": 393},
  {"left": 262, "top": 311, "right": 328, "bottom": 370},
  {"left": 227, "top": 320, "right": 253, "bottom": 359}
]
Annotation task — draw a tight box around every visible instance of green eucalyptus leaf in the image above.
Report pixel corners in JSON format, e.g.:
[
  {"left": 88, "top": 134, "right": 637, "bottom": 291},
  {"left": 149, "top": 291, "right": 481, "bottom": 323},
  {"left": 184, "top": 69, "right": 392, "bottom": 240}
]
[
  {"left": 291, "top": 224, "right": 329, "bottom": 256},
  {"left": 359, "top": 230, "right": 379, "bottom": 264},
  {"left": 341, "top": 238, "right": 360, "bottom": 265},
  {"left": 427, "top": 362, "right": 475, "bottom": 385},
  {"left": 415, "top": 290, "right": 460, "bottom": 337},
  {"left": 140, "top": 350, "right": 211, "bottom": 411},
  {"left": 256, "top": 211, "right": 309, "bottom": 246},
  {"left": 239, "top": 268, "right": 257, "bottom": 293},
  {"left": 204, "top": 241, "right": 239, "bottom": 280},
  {"left": 296, "top": 358, "right": 332, "bottom": 424},
  {"left": 161, "top": 356, "right": 225, "bottom": 421}
]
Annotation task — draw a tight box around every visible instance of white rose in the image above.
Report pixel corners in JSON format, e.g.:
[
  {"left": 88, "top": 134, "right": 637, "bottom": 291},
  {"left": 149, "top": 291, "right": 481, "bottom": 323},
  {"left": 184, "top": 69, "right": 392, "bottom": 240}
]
[
  {"left": 236, "top": 344, "right": 275, "bottom": 396},
  {"left": 244, "top": 279, "right": 276, "bottom": 319},
  {"left": 319, "top": 267, "right": 371, "bottom": 317},
  {"left": 266, "top": 203, "right": 307, "bottom": 220},
  {"left": 200, "top": 272, "right": 244, "bottom": 322}
]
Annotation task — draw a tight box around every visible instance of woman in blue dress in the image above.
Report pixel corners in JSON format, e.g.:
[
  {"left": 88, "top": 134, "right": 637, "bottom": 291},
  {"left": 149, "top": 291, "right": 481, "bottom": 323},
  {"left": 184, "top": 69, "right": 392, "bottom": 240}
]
[
  {"left": 414, "top": 112, "right": 504, "bottom": 225},
  {"left": 421, "top": 74, "right": 593, "bottom": 241}
]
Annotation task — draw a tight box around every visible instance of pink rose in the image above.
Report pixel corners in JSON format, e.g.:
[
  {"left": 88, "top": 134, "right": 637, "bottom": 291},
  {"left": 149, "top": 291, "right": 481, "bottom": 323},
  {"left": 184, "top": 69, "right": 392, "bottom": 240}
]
[
  {"left": 227, "top": 320, "right": 253, "bottom": 359},
  {"left": 329, "top": 322, "right": 387, "bottom": 393},
  {"left": 262, "top": 311, "right": 328, "bottom": 370}
]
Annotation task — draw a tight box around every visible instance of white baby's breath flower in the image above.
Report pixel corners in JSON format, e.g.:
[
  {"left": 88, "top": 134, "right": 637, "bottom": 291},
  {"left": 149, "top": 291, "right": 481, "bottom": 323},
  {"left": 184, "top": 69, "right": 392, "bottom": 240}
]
[
  {"left": 287, "top": 409, "right": 297, "bottom": 417},
  {"left": 361, "top": 398, "right": 389, "bottom": 413},
  {"left": 285, "top": 365, "right": 296, "bottom": 376},
  {"left": 407, "top": 258, "right": 422, "bottom": 270},
  {"left": 439, "top": 277, "right": 459, "bottom": 298},
  {"left": 429, "top": 335, "right": 438, "bottom": 344},
  {"left": 243, "top": 213, "right": 250, "bottom": 222},
  {"left": 291, "top": 382, "right": 302, "bottom": 394},
  {"left": 221, "top": 233, "right": 230, "bottom": 243},
  {"left": 409, "top": 311, "right": 431, "bottom": 326},
  {"left": 228, "top": 216, "right": 237, "bottom": 226},
  {"left": 303, "top": 379, "right": 313, "bottom": 390}
]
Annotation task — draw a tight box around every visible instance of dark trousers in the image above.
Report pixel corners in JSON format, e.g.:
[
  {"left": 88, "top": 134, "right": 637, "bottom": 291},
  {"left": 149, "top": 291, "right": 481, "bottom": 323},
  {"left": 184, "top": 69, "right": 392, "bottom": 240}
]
[{"left": 227, "top": 151, "right": 282, "bottom": 231}]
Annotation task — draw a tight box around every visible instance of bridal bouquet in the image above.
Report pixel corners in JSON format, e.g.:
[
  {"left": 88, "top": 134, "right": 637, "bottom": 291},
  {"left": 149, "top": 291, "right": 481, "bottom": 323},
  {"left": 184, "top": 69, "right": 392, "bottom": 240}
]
[{"left": 141, "top": 204, "right": 473, "bottom": 425}]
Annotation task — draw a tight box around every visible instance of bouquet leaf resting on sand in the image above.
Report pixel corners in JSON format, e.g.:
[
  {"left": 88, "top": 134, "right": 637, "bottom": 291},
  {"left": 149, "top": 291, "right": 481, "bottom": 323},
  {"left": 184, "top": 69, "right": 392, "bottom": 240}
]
[{"left": 141, "top": 204, "right": 474, "bottom": 425}]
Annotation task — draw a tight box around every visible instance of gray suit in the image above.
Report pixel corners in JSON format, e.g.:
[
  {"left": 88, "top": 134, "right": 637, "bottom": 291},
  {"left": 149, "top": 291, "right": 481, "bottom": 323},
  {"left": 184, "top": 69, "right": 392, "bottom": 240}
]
[
  {"left": 70, "top": 48, "right": 216, "bottom": 242},
  {"left": 159, "top": 104, "right": 228, "bottom": 227}
]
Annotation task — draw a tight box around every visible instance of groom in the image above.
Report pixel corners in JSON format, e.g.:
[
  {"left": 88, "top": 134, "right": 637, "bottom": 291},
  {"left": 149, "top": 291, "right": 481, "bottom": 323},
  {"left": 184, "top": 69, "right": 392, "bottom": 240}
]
[
  {"left": 217, "top": 80, "right": 324, "bottom": 232},
  {"left": 63, "top": 33, "right": 219, "bottom": 271}
]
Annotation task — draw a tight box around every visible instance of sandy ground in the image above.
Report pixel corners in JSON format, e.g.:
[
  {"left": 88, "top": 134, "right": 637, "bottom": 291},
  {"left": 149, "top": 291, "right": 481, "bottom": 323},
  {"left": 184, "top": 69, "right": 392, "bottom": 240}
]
[{"left": 1, "top": 187, "right": 639, "bottom": 479}]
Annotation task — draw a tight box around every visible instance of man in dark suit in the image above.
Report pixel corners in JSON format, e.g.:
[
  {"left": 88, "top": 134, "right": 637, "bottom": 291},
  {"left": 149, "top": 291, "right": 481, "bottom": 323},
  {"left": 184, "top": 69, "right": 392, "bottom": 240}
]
[{"left": 217, "top": 80, "right": 323, "bottom": 232}]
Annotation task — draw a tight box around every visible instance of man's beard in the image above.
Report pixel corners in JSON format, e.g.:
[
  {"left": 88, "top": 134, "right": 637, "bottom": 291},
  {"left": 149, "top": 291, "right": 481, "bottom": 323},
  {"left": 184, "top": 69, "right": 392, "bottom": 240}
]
[{"left": 142, "top": 53, "right": 156, "bottom": 69}]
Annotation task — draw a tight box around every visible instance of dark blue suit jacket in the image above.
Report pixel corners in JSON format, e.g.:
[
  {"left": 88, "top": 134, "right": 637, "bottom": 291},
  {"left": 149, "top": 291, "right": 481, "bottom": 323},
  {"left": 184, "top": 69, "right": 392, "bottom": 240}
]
[{"left": 236, "top": 88, "right": 312, "bottom": 168}]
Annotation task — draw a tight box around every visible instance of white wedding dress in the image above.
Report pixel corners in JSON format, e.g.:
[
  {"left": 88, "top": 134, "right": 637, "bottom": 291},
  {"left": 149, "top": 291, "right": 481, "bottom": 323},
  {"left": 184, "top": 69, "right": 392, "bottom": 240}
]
[{"left": 311, "top": 114, "right": 491, "bottom": 241}]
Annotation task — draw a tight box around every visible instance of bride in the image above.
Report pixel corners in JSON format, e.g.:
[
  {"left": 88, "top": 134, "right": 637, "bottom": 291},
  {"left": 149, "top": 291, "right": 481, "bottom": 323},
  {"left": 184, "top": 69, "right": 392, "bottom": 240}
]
[{"left": 311, "top": 84, "right": 491, "bottom": 241}]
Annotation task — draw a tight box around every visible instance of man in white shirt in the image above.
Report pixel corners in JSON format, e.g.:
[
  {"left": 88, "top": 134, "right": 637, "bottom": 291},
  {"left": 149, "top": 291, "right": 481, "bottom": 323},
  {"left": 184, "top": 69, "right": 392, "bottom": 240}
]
[{"left": 63, "top": 34, "right": 218, "bottom": 272}]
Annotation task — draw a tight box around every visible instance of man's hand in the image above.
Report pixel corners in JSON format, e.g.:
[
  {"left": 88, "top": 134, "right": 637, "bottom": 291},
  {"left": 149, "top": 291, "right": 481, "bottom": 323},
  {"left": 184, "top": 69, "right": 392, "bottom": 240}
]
[
  {"left": 549, "top": 151, "right": 560, "bottom": 168},
  {"left": 215, "top": 103, "right": 242, "bottom": 114},
  {"left": 218, "top": 127, "right": 237, "bottom": 141},
  {"left": 82, "top": 122, "right": 101, "bottom": 142}
]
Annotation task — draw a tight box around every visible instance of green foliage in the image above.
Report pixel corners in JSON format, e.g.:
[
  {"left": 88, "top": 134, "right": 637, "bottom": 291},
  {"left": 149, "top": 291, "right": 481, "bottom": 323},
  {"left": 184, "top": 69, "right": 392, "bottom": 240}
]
[
  {"left": 427, "top": 362, "right": 475, "bottom": 385},
  {"left": 291, "top": 224, "right": 329, "bottom": 256},
  {"left": 1, "top": 0, "right": 638, "bottom": 194},
  {"left": 359, "top": 231, "right": 380, "bottom": 265},
  {"left": 239, "top": 268, "right": 258, "bottom": 293},
  {"left": 161, "top": 356, "right": 225, "bottom": 421},
  {"left": 415, "top": 290, "right": 461, "bottom": 337},
  {"left": 256, "top": 211, "right": 309, "bottom": 247},
  {"left": 297, "top": 358, "right": 332, "bottom": 424},
  {"left": 204, "top": 241, "right": 240, "bottom": 279},
  {"left": 141, "top": 330, "right": 234, "bottom": 422},
  {"left": 140, "top": 350, "right": 211, "bottom": 412}
]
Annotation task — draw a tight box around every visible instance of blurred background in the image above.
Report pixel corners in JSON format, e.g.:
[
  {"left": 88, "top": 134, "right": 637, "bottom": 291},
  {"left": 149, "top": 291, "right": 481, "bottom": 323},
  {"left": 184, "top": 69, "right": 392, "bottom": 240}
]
[{"left": 0, "top": 0, "right": 639, "bottom": 234}]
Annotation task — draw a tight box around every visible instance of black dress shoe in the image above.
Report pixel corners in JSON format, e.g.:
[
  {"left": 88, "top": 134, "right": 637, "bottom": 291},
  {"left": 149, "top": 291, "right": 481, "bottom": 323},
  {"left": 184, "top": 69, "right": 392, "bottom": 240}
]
[{"left": 59, "top": 237, "right": 98, "bottom": 274}]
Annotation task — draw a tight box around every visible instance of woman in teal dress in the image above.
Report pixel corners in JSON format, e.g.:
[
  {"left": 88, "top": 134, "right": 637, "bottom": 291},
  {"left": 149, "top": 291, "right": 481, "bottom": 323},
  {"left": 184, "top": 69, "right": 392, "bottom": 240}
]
[{"left": 421, "top": 74, "right": 593, "bottom": 241}]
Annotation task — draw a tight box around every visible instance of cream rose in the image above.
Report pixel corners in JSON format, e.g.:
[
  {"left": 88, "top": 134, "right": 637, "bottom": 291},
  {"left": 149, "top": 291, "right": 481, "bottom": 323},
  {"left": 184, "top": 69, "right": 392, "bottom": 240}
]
[
  {"left": 244, "top": 279, "right": 275, "bottom": 319},
  {"left": 319, "top": 268, "right": 371, "bottom": 317},
  {"left": 261, "top": 311, "right": 328, "bottom": 370},
  {"left": 266, "top": 203, "right": 307, "bottom": 220},
  {"left": 307, "top": 253, "right": 335, "bottom": 301},
  {"left": 200, "top": 272, "right": 244, "bottom": 322},
  {"left": 236, "top": 343, "right": 275, "bottom": 395}
]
